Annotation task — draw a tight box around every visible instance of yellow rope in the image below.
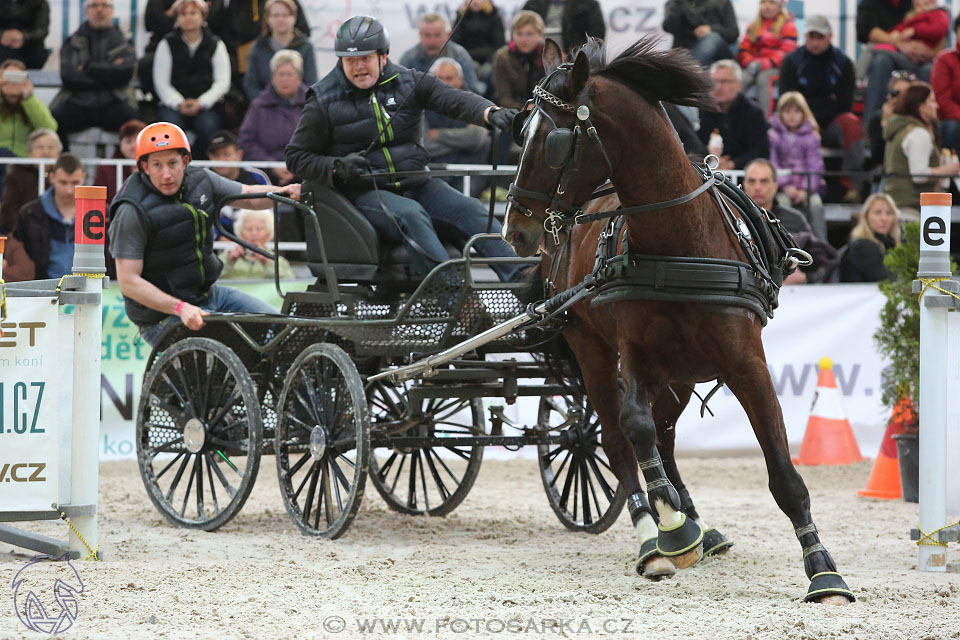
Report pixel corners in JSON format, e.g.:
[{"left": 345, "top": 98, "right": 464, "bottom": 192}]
[
  {"left": 918, "top": 277, "right": 960, "bottom": 304},
  {"left": 58, "top": 511, "right": 99, "bottom": 561},
  {"left": 916, "top": 520, "right": 960, "bottom": 548},
  {"left": 55, "top": 273, "right": 106, "bottom": 295}
]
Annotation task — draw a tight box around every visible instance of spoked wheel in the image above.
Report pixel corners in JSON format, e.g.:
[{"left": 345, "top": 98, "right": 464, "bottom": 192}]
[
  {"left": 538, "top": 393, "right": 626, "bottom": 533},
  {"left": 366, "top": 379, "right": 484, "bottom": 516},
  {"left": 275, "top": 344, "right": 369, "bottom": 539},
  {"left": 136, "top": 337, "right": 262, "bottom": 531}
]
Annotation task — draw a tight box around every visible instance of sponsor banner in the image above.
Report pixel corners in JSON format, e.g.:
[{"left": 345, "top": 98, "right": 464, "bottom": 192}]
[{"left": 0, "top": 297, "right": 64, "bottom": 510}]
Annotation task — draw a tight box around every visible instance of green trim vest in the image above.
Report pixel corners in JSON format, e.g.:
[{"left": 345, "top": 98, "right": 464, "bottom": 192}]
[
  {"left": 110, "top": 166, "right": 223, "bottom": 326},
  {"left": 883, "top": 114, "right": 940, "bottom": 210}
]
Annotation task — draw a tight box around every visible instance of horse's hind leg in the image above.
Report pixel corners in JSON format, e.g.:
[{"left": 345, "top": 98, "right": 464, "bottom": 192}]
[
  {"left": 654, "top": 386, "right": 734, "bottom": 557},
  {"left": 620, "top": 374, "right": 703, "bottom": 570},
  {"left": 724, "top": 357, "right": 854, "bottom": 604}
]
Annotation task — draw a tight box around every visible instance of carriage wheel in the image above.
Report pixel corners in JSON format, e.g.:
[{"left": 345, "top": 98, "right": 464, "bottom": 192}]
[
  {"left": 136, "top": 337, "right": 262, "bottom": 531},
  {"left": 366, "top": 380, "right": 484, "bottom": 516},
  {"left": 537, "top": 393, "right": 626, "bottom": 533},
  {"left": 275, "top": 344, "right": 369, "bottom": 539}
]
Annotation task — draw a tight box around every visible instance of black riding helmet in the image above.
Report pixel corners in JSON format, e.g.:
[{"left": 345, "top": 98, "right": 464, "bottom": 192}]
[{"left": 335, "top": 16, "right": 390, "bottom": 57}]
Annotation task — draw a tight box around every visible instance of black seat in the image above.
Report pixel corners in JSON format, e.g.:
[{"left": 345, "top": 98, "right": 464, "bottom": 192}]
[{"left": 302, "top": 181, "right": 460, "bottom": 287}]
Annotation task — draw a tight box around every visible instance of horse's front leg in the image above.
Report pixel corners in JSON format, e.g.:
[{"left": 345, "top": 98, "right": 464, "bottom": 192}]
[
  {"left": 654, "top": 386, "right": 734, "bottom": 557},
  {"left": 723, "top": 355, "right": 854, "bottom": 604}
]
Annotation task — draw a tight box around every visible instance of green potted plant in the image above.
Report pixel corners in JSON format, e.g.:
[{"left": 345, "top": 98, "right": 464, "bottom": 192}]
[{"left": 874, "top": 221, "right": 923, "bottom": 502}]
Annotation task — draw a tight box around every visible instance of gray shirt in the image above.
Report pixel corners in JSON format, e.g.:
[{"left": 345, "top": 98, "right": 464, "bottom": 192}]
[{"left": 109, "top": 169, "right": 243, "bottom": 260}]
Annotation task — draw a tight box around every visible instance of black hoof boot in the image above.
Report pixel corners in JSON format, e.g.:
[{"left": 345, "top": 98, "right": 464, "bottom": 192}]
[
  {"left": 702, "top": 527, "right": 734, "bottom": 556},
  {"left": 656, "top": 513, "right": 704, "bottom": 569},
  {"left": 635, "top": 538, "right": 675, "bottom": 580},
  {"left": 803, "top": 572, "right": 855, "bottom": 603}
]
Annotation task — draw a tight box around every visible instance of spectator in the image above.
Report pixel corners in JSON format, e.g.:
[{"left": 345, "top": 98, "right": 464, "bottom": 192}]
[
  {"left": 742, "top": 158, "right": 838, "bottom": 283},
  {"left": 663, "top": 0, "right": 738, "bottom": 67},
  {"left": 224, "top": 0, "right": 308, "bottom": 76},
  {"left": 50, "top": 0, "right": 139, "bottom": 146},
  {"left": 698, "top": 60, "right": 770, "bottom": 170},
  {"left": 154, "top": 0, "right": 232, "bottom": 160},
  {"left": 13, "top": 153, "right": 85, "bottom": 280},
  {"left": 207, "top": 129, "right": 269, "bottom": 233},
  {"left": 768, "top": 92, "right": 827, "bottom": 240},
  {"left": 451, "top": 0, "right": 506, "bottom": 87},
  {"left": 932, "top": 15, "right": 960, "bottom": 150},
  {"left": 0, "top": 59, "right": 57, "bottom": 186},
  {"left": 0, "top": 235, "right": 35, "bottom": 281},
  {"left": 401, "top": 14, "right": 482, "bottom": 94},
  {"left": 521, "top": 0, "right": 604, "bottom": 55},
  {"left": 875, "top": 0, "right": 949, "bottom": 54},
  {"left": 492, "top": 11, "right": 545, "bottom": 110},
  {"left": 858, "top": 0, "right": 936, "bottom": 127},
  {"left": 868, "top": 70, "right": 916, "bottom": 169},
  {"left": 883, "top": 81, "right": 959, "bottom": 216},
  {"left": 839, "top": 193, "right": 901, "bottom": 282},
  {"left": 219, "top": 208, "right": 293, "bottom": 279},
  {"left": 423, "top": 58, "right": 490, "bottom": 195},
  {"left": 139, "top": 0, "right": 226, "bottom": 95},
  {"left": 0, "top": 0, "right": 50, "bottom": 69},
  {"left": 242, "top": 0, "right": 317, "bottom": 101},
  {"left": 239, "top": 50, "right": 306, "bottom": 186},
  {"left": 737, "top": 0, "right": 797, "bottom": 113},
  {"left": 0, "top": 128, "right": 59, "bottom": 233},
  {"left": 779, "top": 16, "right": 864, "bottom": 199},
  {"left": 94, "top": 119, "right": 146, "bottom": 204}
]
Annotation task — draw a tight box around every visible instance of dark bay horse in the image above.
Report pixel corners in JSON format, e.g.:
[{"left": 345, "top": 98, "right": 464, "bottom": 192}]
[{"left": 503, "top": 38, "right": 854, "bottom": 604}]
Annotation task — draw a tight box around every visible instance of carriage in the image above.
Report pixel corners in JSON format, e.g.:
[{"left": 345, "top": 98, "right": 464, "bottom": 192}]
[{"left": 135, "top": 185, "right": 626, "bottom": 539}]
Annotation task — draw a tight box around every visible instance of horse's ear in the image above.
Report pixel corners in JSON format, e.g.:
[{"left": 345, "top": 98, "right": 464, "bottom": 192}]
[
  {"left": 542, "top": 38, "right": 563, "bottom": 73},
  {"left": 565, "top": 50, "right": 590, "bottom": 97}
]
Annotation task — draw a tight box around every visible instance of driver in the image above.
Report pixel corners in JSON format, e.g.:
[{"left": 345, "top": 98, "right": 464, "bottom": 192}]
[
  {"left": 285, "top": 15, "right": 523, "bottom": 283},
  {"left": 109, "top": 122, "right": 301, "bottom": 346}
]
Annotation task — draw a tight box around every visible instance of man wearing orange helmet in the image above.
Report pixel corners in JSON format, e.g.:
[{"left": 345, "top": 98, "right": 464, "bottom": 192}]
[{"left": 108, "top": 121, "right": 300, "bottom": 346}]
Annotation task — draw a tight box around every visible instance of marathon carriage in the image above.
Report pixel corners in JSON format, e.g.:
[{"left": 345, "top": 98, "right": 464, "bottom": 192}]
[{"left": 135, "top": 184, "right": 627, "bottom": 539}]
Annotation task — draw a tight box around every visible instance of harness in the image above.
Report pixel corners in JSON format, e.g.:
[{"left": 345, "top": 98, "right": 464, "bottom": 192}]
[{"left": 508, "top": 63, "right": 812, "bottom": 323}]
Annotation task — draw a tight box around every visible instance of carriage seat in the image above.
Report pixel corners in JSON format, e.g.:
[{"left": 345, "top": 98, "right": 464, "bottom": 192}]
[{"left": 302, "top": 181, "right": 459, "bottom": 286}]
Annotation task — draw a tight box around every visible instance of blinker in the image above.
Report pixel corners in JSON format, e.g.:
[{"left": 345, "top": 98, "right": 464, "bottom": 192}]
[{"left": 545, "top": 128, "right": 575, "bottom": 168}]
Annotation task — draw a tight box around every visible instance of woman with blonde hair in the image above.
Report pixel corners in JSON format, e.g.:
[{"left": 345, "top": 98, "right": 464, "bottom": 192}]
[
  {"left": 492, "top": 10, "right": 545, "bottom": 110},
  {"left": 242, "top": 0, "right": 317, "bottom": 100},
  {"left": 219, "top": 209, "right": 294, "bottom": 280},
  {"left": 838, "top": 193, "right": 902, "bottom": 282}
]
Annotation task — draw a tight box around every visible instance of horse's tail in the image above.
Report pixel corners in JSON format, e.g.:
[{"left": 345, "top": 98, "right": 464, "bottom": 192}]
[{"left": 515, "top": 265, "right": 585, "bottom": 400}]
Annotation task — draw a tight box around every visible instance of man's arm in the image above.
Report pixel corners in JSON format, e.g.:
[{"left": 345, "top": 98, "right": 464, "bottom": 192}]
[
  {"left": 856, "top": 0, "right": 882, "bottom": 44},
  {"left": 777, "top": 54, "right": 798, "bottom": 94},
  {"left": 59, "top": 35, "right": 100, "bottom": 91},
  {"left": 284, "top": 93, "right": 338, "bottom": 184},
  {"left": 732, "top": 105, "right": 770, "bottom": 169},
  {"left": 86, "top": 36, "right": 136, "bottom": 88},
  {"left": 22, "top": 0, "right": 50, "bottom": 44},
  {"left": 662, "top": 0, "right": 700, "bottom": 38},
  {"left": 714, "top": 0, "right": 739, "bottom": 45},
  {"left": 453, "top": 45, "right": 483, "bottom": 94},
  {"left": 414, "top": 71, "right": 494, "bottom": 127},
  {"left": 116, "top": 258, "right": 209, "bottom": 330}
]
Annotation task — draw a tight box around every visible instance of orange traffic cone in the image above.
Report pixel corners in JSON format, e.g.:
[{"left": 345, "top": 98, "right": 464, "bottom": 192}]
[
  {"left": 857, "top": 396, "right": 915, "bottom": 499},
  {"left": 793, "top": 357, "right": 865, "bottom": 465}
]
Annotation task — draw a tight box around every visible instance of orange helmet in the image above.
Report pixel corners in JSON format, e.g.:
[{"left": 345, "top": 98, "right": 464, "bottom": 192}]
[{"left": 136, "top": 122, "right": 192, "bottom": 165}]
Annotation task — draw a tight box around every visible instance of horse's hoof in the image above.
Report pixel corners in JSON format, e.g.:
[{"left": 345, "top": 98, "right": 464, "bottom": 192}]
[
  {"left": 635, "top": 538, "right": 675, "bottom": 580},
  {"left": 702, "top": 527, "right": 734, "bottom": 557},
  {"left": 803, "top": 572, "right": 855, "bottom": 604},
  {"left": 655, "top": 513, "right": 704, "bottom": 569}
]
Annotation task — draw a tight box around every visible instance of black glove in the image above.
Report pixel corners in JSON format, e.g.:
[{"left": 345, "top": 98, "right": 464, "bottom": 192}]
[
  {"left": 333, "top": 152, "right": 372, "bottom": 182},
  {"left": 487, "top": 107, "right": 519, "bottom": 132}
]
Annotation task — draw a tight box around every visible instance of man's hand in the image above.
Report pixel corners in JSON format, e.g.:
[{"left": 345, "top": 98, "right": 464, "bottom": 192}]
[
  {"left": 276, "top": 182, "right": 301, "bottom": 200},
  {"left": 1, "top": 29, "right": 24, "bottom": 49},
  {"left": 486, "top": 107, "right": 519, "bottom": 131},
  {"left": 427, "top": 128, "right": 440, "bottom": 140},
  {"left": 718, "top": 155, "right": 735, "bottom": 171},
  {"left": 333, "top": 152, "right": 372, "bottom": 181},
  {"left": 179, "top": 99, "right": 202, "bottom": 116},
  {"left": 273, "top": 166, "right": 295, "bottom": 185},
  {"left": 694, "top": 25, "right": 712, "bottom": 39},
  {"left": 783, "top": 185, "right": 807, "bottom": 205},
  {"left": 176, "top": 301, "right": 209, "bottom": 330}
]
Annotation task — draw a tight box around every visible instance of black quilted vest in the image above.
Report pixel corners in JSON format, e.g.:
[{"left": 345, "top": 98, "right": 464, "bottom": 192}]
[
  {"left": 165, "top": 28, "right": 219, "bottom": 99},
  {"left": 110, "top": 167, "right": 222, "bottom": 326}
]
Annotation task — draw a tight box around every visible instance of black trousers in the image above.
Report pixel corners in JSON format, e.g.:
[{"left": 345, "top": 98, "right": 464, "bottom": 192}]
[
  {"left": 0, "top": 41, "right": 49, "bottom": 69},
  {"left": 51, "top": 98, "right": 141, "bottom": 147}
]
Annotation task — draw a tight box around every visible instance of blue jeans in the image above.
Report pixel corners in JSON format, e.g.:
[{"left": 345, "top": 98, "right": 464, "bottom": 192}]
[
  {"left": 347, "top": 178, "right": 523, "bottom": 283},
  {"left": 157, "top": 105, "right": 223, "bottom": 160},
  {"left": 688, "top": 32, "right": 733, "bottom": 67},
  {"left": 138, "top": 284, "right": 278, "bottom": 346},
  {"left": 864, "top": 50, "right": 932, "bottom": 125},
  {"left": 941, "top": 119, "right": 960, "bottom": 152}
]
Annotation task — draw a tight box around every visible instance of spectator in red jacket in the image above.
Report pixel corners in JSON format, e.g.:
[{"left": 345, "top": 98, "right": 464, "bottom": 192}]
[
  {"left": 932, "top": 14, "right": 960, "bottom": 151},
  {"left": 875, "top": 0, "right": 949, "bottom": 54},
  {"left": 737, "top": 0, "right": 797, "bottom": 114}
]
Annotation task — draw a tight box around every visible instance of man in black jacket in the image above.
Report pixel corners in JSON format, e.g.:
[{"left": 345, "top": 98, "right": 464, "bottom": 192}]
[
  {"left": 285, "top": 16, "right": 522, "bottom": 283},
  {"left": 0, "top": 0, "right": 50, "bottom": 69},
  {"left": 697, "top": 60, "right": 769, "bottom": 170},
  {"left": 663, "top": 0, "right": 738, "bottom": 67},
  {"left": 521, "top": 0, "right": 605, "bottom": 55},
  {"left": 49, "top": 0, "right": 140, "bottom": 144}
]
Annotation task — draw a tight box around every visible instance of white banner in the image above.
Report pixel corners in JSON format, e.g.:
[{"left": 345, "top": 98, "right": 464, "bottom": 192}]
[{"left": 0, "top": 296, "right": 67, "bottom": 511}]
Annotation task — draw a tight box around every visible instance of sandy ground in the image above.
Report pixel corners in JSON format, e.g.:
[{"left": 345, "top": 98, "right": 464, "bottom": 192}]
[{"left": 1, "top": 456, "right": 959, "bottom": 640}]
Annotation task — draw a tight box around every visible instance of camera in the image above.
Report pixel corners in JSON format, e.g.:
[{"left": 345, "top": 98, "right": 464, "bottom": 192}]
[{"left": 2, "top": 69, "right": 29, "bottom": 84}]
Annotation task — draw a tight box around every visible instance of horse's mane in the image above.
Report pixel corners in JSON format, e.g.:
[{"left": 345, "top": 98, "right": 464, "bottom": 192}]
[{"left": 555, "top": 36, "right": 716, "bottom": 111}]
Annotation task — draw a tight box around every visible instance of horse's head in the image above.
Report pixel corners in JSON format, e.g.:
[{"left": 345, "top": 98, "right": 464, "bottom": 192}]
[{"left": 503, "top": 39, "right": 611, "bottom": 257}]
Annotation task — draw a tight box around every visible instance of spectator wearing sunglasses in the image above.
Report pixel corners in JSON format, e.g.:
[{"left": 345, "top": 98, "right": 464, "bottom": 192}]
[{"left": 867, "top": 70, "right": 916, "bottom": 169}]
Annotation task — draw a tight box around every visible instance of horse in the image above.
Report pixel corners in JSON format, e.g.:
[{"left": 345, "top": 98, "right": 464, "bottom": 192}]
[{"left": 503, "top": 37, "right": 854, "bottom": 604}]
